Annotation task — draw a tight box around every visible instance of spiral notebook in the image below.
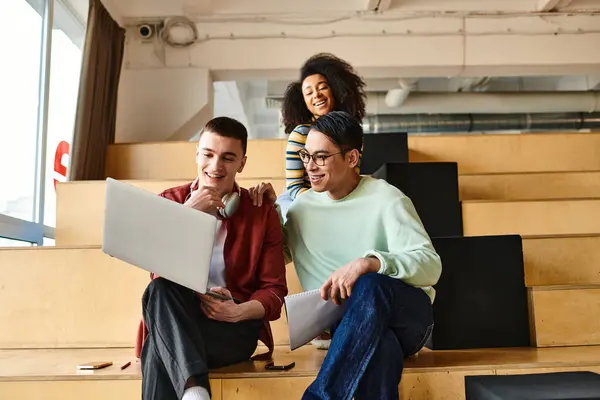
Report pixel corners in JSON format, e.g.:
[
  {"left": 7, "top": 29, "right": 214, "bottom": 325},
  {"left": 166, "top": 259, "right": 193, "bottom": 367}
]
[{"left": 284, "top": 289, "right": 346, "bottom": 350}]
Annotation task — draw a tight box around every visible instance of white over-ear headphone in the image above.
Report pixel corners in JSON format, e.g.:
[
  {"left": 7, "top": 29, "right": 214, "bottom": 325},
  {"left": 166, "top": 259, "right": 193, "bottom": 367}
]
[
  {"left": 219, "top": 185, "right": 241, "bottom": 219},
  {"left": 189, "top": 178, "right": 241, "bottom": 219}
]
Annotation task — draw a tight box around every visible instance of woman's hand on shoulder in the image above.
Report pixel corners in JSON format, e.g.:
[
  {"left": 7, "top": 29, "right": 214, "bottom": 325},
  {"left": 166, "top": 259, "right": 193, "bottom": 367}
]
[{"left": 248, "top": 182, "right": 277, "bottom": 207}]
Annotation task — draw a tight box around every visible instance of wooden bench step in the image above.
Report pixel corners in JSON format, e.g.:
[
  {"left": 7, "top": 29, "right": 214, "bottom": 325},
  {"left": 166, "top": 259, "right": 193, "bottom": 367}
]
[
  {"left": 459, "top": 171, "right": 600, "bottom": 201},
  {"left": 523, "top": 235, "right": 600, "bottom": 286},
  {"left": 57, "top": 171, "right": 600, "bottom": 246},
  {"left": 105, "top": 133, "right": 600, "bottom": 180},
  {"left": 106, "top": 140, "right": 286, "bottom": 180},
  {"left": 462, "top": 199, "right": 600, "bottom": 237},
  {"left": 2, "top": 346, "right": 600, "bottom": 400},
  {"left": 0, "top": 247, "right": 148, "bottom": 349},
  {"left": 0, "top": 246, "right": 301, "bottom": 349},
  {"left": 57, "top": 180, "right": 600, "bottom": 247},
  {"left": 12, "top": 238, "right": 600, "bottom": 351},
  {"left": 55, "top": 179, "right": 286, "bottom": 246},
  {"left": 408, "top": 133, "right": 600, "bottom": 174},
  {"left": 529, "top": 285, "right": 600, "bottom": 347}
]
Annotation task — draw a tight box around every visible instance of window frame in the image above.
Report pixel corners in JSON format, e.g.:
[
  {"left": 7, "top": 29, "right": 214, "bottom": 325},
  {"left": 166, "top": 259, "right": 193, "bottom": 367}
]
[{"left": 0, "top": 0, "right": 83, "bottom": 246}]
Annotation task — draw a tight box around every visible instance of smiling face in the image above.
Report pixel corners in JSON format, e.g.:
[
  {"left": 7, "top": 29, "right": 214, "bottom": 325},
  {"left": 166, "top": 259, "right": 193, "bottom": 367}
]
[
  {"left": 195, "top": 131, "right": 246, "bottom": 197},
  {"left": 303, "top": 128, "right": 360, "bottom": 199},
  {"left": 302, "top": 74, "right": 335, "bottom": 117}
]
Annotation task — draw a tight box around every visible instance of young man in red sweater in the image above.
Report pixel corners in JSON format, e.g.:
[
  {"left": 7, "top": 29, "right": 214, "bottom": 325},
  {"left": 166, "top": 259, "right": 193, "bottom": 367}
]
[{"left": 135, "top": 117, "right": 288, "bottom": 400}]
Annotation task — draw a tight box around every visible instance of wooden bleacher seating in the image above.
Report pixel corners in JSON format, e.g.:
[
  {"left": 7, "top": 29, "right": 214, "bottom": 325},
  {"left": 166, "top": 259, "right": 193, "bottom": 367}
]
[
  {"left": 106, "top": 140, "right": 287, "bottom": 180},
  {"left": 3, "top": 345, "right": 600, "bottom": 399},
  {"left": 462, "top": 198, "right": 600, "bottom": 237},
  {"left": 3, "top": 132, "right": 600, "bottom": 399},
  {"left": 104, "top": 133, "right": 600, "bottom": 181},
  {"left": 459, "top": 171, "right": 600, "bottom": 201},
  {"left": 0, "top": 247, "right": 148, "bottom": 348},
  {"left": 0, "top": 246, "right": 302, "bottom": 349},
  {"left": 529, "top": 285, "right": 600, "bottom": 347},
  {"left": 522, "top": 235, "right": 600, "bottom": 286},
  {"left": 55, "top": 178, "right": 286, "bottom": 246}
]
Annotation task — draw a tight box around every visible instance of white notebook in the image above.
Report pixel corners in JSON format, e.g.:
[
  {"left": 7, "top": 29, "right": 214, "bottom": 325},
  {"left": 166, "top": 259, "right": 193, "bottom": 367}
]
[{"left": 284, "top": 289, "right": 346, "bottom": 350}]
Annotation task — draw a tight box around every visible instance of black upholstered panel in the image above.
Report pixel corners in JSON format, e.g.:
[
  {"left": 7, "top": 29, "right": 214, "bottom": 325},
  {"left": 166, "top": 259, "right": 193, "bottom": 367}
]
[
  {"left": 465, "top": 372, "right": 600, "bottom": 399},
  {"left": 429, "top": 235, "right": 529, "bottom": 350},
  {"left": 373, "top": 162, "right": 462, "bottom": 237},
  {"left": 360, "top": 133, "right": 408, "bottom": 175}
]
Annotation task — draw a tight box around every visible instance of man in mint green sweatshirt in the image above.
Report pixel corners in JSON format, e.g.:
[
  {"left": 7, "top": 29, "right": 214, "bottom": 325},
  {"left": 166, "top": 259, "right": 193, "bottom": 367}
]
[{"left": 250, "top": 111, "right": 442, "bottom": 400}]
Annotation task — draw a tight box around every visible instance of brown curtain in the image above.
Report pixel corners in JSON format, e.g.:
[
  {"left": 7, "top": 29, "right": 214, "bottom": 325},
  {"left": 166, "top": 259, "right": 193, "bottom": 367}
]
[{"left": 69, "top": 0, "right": 125, "bottom": 180}]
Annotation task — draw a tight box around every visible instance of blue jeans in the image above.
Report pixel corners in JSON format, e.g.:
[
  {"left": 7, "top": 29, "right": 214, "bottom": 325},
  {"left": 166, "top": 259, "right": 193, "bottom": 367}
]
[{"left": 303, "top": 273, "right": 434, "bottom": 400}]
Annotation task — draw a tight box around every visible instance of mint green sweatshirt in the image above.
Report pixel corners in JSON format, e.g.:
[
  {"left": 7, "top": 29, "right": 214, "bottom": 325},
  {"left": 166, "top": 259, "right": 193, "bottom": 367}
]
[{"left": 282, "top": 176, "right": 442, "bottom": 302}]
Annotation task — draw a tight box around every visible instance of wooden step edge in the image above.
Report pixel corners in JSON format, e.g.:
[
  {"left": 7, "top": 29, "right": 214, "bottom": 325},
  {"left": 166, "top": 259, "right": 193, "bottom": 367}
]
[
  {"left": 110, "top": 132, "right": 600, "bottom": 146},
  {"left": 408, "top": 360, "right": 600, "bottom": 375},
  {"left": 409, "top": 131, "right": 600, "bottom": 139},
  {"left": 110, "top": 138, "right": 287, "bottom": 146},
  {"left": 528, "top": 284, "right": 600, "bottom": 292},
  {"left": 0, "top": 245, "right": 102, "bottom": 252},
  {"left": 458, "top": 233, "right": 600, "bottom": 240},
  {"left": 459, "top": 170, "right": 600, "bottom": 177},
  {"left": 523, "top": 233, "right": 600, "bottom": 240},
  {"left": 210, "top": 360, "right": 600, "bottom": 378},
  {"left": 0, "top": 375, "right": 141, "bottom": 383},
  {"left": 8, "top": 360, "right": 600, "bottom": 382},
  {"left": 61, "top": 177, "right": 287, "bottom": 185},
  {"left": 5, "top": 346, "right": 600, "bottom": 382},
  {"left": 463, "top": 197, "right": 600, "bottom": 204}
]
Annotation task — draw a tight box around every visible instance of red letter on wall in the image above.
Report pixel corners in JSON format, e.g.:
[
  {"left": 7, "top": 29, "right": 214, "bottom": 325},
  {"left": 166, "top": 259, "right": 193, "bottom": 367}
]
[{"left": 54, "top": 141, "right": 70, "bottom": 190}]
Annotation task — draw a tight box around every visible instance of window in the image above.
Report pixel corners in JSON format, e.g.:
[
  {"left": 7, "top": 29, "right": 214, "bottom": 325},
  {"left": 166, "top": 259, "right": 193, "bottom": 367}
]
[
  {"left": 0, "top": 0, "right": 86, "bottom": 246},
  {"left": 44, "top": 10, "right": 84, "bottom": 227},
  {"left": 0, "top": 0, "right": 43, "bottom": 223},
  {"left": 0, "top": 238, "right": 32, "bottom": 247}
]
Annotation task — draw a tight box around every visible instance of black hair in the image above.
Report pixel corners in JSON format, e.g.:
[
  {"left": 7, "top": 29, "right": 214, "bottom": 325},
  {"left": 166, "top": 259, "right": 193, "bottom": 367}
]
[
  {"left": 200, "top": 116, "right": 248, "bottom": 155},
  {"left": 281, "top": 53, "right": 366, "bottom": 134},
  {"left": 310, "top": 111, "right": 363, "bottom": 153}
]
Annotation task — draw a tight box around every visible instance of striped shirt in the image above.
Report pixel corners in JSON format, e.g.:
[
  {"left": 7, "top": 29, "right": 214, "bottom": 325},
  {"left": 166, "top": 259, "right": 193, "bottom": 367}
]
[
  {"left": 285, "top": 124, "right": 363, "bottom": 199},
  {"left": 285, "top": 124, "right": 312, "bottom": 199}
]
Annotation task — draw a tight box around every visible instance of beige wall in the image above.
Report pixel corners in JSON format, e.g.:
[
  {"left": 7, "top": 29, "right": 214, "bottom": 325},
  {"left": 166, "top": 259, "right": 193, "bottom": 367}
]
[{"left": 116, "top": 67, "right": 213, "bottom": 142}]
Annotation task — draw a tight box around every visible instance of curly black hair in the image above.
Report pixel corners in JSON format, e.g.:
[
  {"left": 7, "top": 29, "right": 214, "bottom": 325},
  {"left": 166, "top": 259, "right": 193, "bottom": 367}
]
[{"left": 281, "top": 53, "right": 366, "bottom": 134}]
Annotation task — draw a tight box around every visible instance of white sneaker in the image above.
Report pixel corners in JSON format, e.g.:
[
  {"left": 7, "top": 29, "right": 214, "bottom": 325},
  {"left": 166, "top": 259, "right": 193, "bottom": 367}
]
[{"left": 311, "top": 338, "right": 331, "bottom": 350}]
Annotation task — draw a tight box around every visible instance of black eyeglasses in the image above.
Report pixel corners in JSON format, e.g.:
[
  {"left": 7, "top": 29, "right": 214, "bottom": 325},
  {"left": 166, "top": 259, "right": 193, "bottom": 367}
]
[{"left": 298, "top": 149, "right": 346, "bottom": 166}]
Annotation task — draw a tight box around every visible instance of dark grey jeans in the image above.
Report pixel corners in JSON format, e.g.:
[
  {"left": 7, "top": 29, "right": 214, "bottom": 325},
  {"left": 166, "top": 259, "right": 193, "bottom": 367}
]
[{"left": 140, "top": 278, "right": 262, "bottom": 400}]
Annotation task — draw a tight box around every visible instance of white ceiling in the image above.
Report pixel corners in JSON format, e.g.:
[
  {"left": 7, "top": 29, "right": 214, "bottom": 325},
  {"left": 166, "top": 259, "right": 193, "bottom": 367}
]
[
  {"left": 98, "top": 0, "right": 600, "bottom": 138},
  {"left": 101, "top": 0, "right": 600, "bottom": 23}
]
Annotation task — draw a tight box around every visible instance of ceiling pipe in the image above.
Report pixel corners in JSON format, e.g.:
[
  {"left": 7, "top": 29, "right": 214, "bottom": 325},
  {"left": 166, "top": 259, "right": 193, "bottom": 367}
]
[
  {"left": 457, "top": 77, "right": 492, "bottom": 92},
  {"left": 368, "top": 91, "right": 600, "bottom": 115},
  {"left": 384, "top": 78, "right": 418, "bottom": 108},
  {"left": 363, "top": 112, "right": 600, "bottom": 134}
]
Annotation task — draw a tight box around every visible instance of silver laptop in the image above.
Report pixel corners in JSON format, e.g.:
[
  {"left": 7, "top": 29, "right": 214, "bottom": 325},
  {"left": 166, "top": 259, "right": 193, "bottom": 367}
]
[{"left": 102, "top": 178, "right": 217, "bottom": 294}]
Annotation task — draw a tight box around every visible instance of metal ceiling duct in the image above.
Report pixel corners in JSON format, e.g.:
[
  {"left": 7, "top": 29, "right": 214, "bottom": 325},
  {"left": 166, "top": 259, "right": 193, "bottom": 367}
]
[
  {"left": 366, "top": 92, "right": 600, "bottom": 115},
  {"left": 362, "top": 112, "right": 600, "bottom": 134}
]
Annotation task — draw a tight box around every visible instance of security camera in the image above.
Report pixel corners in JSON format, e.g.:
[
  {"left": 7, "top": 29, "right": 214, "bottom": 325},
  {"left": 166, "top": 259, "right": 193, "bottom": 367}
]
[{"left": 138, "top": 24, "right": 154, "bottom": 40}]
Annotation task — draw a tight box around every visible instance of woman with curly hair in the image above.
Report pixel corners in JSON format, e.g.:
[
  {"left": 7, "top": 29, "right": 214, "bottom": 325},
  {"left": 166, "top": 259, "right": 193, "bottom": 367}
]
[
  {"left": 282, "top": 52, "right": 366, "bottom": 200},
  {"left": 249, "top": 54, "right": 366, "bottom": 351}
]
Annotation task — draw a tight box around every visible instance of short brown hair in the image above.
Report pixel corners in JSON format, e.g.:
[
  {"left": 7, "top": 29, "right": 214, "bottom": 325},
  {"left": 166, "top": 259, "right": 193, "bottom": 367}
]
[{"left": 200, "top": 117, "right": 248, "bottom": 155}]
